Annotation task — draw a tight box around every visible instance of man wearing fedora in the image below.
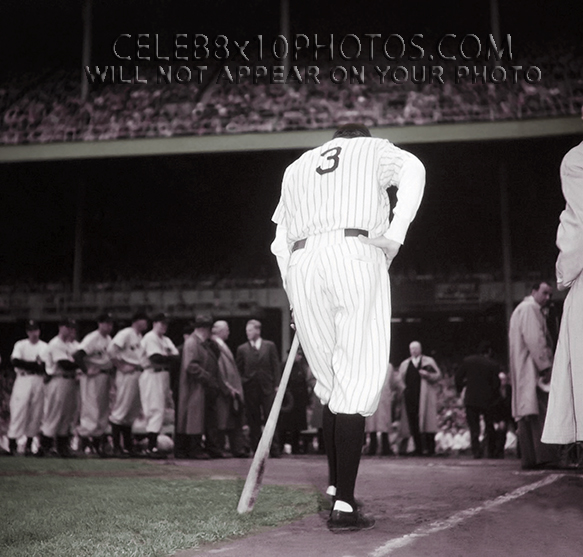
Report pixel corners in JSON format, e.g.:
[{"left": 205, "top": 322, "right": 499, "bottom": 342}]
[{"left": 176, "top": 314, "right": 220, "bottom": 459}]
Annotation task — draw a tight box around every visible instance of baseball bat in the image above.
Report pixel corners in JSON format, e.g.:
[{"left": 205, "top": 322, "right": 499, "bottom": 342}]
[{"left": 237, "top": 333, "right": 300, "bottom": 514}]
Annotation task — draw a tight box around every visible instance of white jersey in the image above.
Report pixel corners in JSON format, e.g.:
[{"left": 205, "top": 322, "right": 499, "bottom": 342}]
[
  {"left": 272, "top": 136, "right": 423, "bottom": 244},
  {"left": 141, "top": 330, "right": 178, "bottom": 371},
  {"left": 42, "top": 336, "right": 80, "bottom": 376},
  {"left": 79, "top": 330, "right": 113, "bottom": 375},
  {"left": 108, "top": 327, "right": 145, "bottom": 368},
  {"left": 271, "top": 136, "right": 425, "bottom": 284},
  {"left": 11, "top": 339, "right": 47, "bottom": 374}
]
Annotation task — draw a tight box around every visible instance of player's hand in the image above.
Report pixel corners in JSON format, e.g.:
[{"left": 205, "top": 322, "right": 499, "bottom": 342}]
[{"left": 358, "top": 235, "right": 401, "bottom": 267}]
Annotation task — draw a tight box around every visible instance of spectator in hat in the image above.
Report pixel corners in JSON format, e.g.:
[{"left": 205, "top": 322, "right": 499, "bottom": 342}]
[
  {"left": 6, "top": 320, "right": 47, "bottom": 456},
  {"left": 73, "top": 313, "right": 115, "bottom": 456},
  {"left": 236, "top": 319, "right": 282, "bottom": 457},
  {"left": 38, "top": 318, "right": 80, "bottom": 457},
  {"left": 176, "top": 314, "right": 219, "bottom": 459},
  {"left": 107, "top": 311, "right": 149, "bottom": 457},
  {"left": 139, "top": 312, "right": 180, "bottom": 458}
]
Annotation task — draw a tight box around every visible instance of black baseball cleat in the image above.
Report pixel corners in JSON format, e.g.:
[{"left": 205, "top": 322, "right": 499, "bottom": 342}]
[{"left": 327, "top": 509, "right": 376, "bottom": 533}]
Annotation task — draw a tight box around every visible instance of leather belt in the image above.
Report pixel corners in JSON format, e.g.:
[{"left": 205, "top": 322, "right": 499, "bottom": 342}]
[{"left": 292, "top": 229, "right": 368, "bottom": 253}]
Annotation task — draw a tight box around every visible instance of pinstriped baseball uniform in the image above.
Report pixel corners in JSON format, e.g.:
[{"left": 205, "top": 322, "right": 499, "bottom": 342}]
[
  {"left": 108, "top": 327, "right": 145, "bottom": 426},
  {"left": 140, "top": 329, "right": 178, "bottom": 434},
  {"left": 77, "top": 329, "right": 113, "bottom": 438},
  {"left": 40, "top": 335, "right": 80, "bottom": 437},
  {"left": 8, "top": 338, "right": 47, "bottom": 440},
  {"left": 271, "top": 136, "right": 425, "bottom": 416}
]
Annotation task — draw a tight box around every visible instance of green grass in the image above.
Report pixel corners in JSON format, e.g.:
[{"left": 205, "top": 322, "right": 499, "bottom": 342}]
[{"left": 0, "top": 458, "right": 322, "bottom": 557}]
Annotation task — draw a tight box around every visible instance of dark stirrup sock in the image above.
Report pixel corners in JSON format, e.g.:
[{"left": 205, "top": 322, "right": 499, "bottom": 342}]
[
  {"left": 322, "top": 405, "right": 337, "bottom": 488},
  {"left": 334, "top": 413, "right": 366, "bottom": 508}
]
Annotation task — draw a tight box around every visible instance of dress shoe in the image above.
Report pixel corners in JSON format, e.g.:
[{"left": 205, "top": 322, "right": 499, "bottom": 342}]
[{"left": 327, "top": 509, "right": 375, "bottom": 532}]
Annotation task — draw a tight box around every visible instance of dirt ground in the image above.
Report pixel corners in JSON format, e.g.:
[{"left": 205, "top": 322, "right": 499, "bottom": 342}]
[{"left": 166, "top": 454, "right": 583, "bottom": 557}]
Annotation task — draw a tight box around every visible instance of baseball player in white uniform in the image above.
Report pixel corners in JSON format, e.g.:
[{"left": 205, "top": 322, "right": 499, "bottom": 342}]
[
  {"left": 139, "top": 312, "right": 179, "bottom": 458},
  {"left": 7, "top": 320, "right": 47, "bottom": 456},
  {"left": 38, "top": 318, "right": 81, "bottom": 457},
  {"left": 74, "top": 313, "right": 115, "bottom": 455},
  {"left": 108, "top": 311, "right": 148, "bottom": 457},
  {"left": 271, "top": 123, "right": 425, "bottom": 531}
]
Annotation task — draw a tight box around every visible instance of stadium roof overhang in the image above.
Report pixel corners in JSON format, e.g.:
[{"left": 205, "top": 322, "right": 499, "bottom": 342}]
[{"left": 0, "top": 116, "right": 580, "bottom": 163}]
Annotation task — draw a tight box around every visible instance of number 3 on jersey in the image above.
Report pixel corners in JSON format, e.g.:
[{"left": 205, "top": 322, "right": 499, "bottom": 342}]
[{"left": 316, "top": 147, "right": 342, "bottom": 175}]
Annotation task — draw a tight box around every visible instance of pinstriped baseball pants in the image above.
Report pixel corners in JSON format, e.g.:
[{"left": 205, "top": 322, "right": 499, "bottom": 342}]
[{"left": 287, "top": 230, "right": 392, "bottom": 416}]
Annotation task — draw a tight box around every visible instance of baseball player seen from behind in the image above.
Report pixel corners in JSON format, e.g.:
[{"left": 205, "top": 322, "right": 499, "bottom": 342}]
[{"left": 271, "top": 123, "right": 425, "bottom": 532}]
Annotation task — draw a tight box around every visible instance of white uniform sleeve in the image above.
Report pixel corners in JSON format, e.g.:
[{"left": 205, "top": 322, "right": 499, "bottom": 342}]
[
  {"left": 142, "top": 334, "right": 163, "bottom": 358},
  {"left": 271, "top": 165, "right": 293, "bottom": 289},
  {"left": 108, "top": 329, "right": 126, "bottom": 358},
  {"left": 167, "top": 339, "right": 179, "bottom": 356},
  {"left": 11, "top": 340, "right": 23, "bottom": 361},
  {"left": 79, "top": 332, "right": 95, "bottom": 353},
  {"left": 384, "top": 153, "right": 426, "bottom": 245},
  {"left": 270, "top": 223, "right": 291, "bottom": 290}
]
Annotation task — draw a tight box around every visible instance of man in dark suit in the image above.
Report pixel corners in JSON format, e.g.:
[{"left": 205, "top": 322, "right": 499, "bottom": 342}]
[
  {"left": 236, "top": 319, "right": 281, "bottom": 457},
  {"left": 455, "top": 340, "right": 501, "bottom": 459}
]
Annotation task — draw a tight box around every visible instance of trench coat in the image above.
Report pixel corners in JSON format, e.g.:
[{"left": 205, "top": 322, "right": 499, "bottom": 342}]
[
  {"left": 213, "top": 336, "right": 244, "bottom": 431},
  {"left": 543, "top": 141, "right": 583, "bottom": 443},
  {"left": 508, "top": 295, "right": 554, "bottom": 420},
  {"left": 397, "top": 355, "right": 442, "bottom": 435},
  {"left": 176, "top": 333, "right": 218, "bottom": 435},
  {"left": 365, "top": 364, "right": 397, "bottom": 433}
]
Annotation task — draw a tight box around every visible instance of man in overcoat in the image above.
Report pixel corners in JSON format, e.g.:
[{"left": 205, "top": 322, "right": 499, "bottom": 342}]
[
  {"left": 509, "top": 282, "right": 559, "bottom": 469},
  {"left": 397, "top": 341, "right": 442, "bottom": 456},
  {"left": 212, "top": 320, "right": 248, "bottom": 457},
  {"left": 176, "top": 314, "right": 218, "bottom": 459}
]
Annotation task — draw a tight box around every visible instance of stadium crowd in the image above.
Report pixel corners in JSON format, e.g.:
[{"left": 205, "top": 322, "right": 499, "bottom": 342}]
[
  {"left": 0, "top": 310, "right": 517, "bottom": 461},
  {"left": 1, "top": 40, "right": 581, "bottom": 145}
]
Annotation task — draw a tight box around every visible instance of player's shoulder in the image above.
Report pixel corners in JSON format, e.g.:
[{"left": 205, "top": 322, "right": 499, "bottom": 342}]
[
  {"left": 561, "top": 141, "right": 583, "bottom": 170},
  {"left": 48, "top": 335, "right": 60, "bottom": 346},
  {"left": 82, "top": 329, "right": 99, "bottom": 342},
  {"left": 142, "top": 330, "right": 158, "bottom": 343},
  {"left": 113, "top": 326, "right": 131, "bottom": 341}
]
